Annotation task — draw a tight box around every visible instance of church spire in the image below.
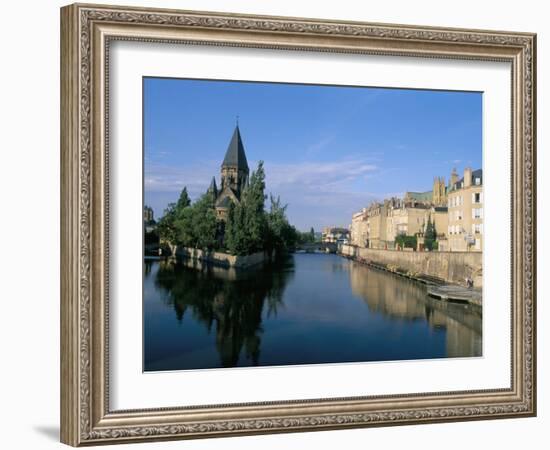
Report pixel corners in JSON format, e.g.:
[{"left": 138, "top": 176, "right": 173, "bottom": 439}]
[
  {"left": 222, "top": 125, "right": 249, "bottom": 172},
  {"left": 208, "top": 176, "right": 217, "bottom": 196}
]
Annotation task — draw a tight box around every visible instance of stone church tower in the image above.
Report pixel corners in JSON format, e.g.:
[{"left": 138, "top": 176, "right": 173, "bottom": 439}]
[
  {"left": 432, "top": 176, "right": 447, "bottom": 206},
  {"left": 214, "top": 125, "right": 249, "bottom": 220}
]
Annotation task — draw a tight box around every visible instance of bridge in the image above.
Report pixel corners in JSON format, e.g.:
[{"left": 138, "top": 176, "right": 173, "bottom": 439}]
[{"left": 295, "top": 242, "right": 338, "bottom": 254}]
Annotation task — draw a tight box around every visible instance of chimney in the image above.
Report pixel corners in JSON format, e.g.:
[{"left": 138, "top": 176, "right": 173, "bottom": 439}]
[
  {"left": 464, "top": 167, "right": 472, "bottom": 188},
  {"left": 450, "top": 168, "right": 458, "bottom": 189}
]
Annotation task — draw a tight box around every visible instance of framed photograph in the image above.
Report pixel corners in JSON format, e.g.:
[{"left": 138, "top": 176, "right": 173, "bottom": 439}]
[{"left": 60, "top": 3, "right": 536, "bottom": 446}]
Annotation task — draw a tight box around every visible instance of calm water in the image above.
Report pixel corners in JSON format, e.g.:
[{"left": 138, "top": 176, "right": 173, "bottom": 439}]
[{"left": 144, "top": 253, "right": 482, "bottom": 371}]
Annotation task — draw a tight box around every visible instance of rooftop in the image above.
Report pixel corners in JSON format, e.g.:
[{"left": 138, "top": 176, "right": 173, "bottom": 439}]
[{"left": 222, "top": 125, "right": 249, "bottom": 172}]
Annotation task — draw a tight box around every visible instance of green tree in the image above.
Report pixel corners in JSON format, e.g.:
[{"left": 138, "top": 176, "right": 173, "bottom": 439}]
[
  {"left": 176, "top": 186, "right": 191, "bottom": 210},
  {"left": 265, "top": 194, "right": 297, "bottom": 257},
  {"left": 395, "top": 234, "right": 417, "bottom": 250},
  {"left": 176, "top": 192, "right": 218, "bottom": 250},
  {"left": 309, "top": 227, "right": 315, "bottom": 243},
  {"left": 191, "top": 193, "right": 218, "bottom": 249},
  {"left": 241, "top": 161, "right": 267, "bottom": 253},
  {"left": 424, "top": 215, "right": 437, "bottom": 251},
  {"left": 226, "top": 162, "right": 268, "bottom": 255},
  {"left": 156, "top": 202, "right": 178, "bottom": 253},
  {"left": 225, "top": 202, "right": 247, "bottom": 255},
  {"left": 157, "top": 186, "right": 192, "bottom": 249}
]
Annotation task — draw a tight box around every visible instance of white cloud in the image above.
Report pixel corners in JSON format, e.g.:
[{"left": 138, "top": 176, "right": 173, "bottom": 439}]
[{"left": 145, "top": 157, "right": 384, "bottom": 230}]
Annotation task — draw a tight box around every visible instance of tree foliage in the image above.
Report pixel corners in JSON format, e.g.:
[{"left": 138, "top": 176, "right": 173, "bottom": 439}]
[
  {"left": 265, "top": 195, "right": 298, "bottom": 256},
  {"left": 157, "top": 162, "right": 300, "bottom": 257},
  {"left": 176, "top": 186, "right": 191, "bottom": 210},
  {"left": 156, "top": 202, "right": 178, "bottom": 246},
  {"left": 176, "top": 192, "right": 218, "bottom": 250},
  {"left": 224, "top": 202, "right": 248, "bottom": 255},
  {"left": 395, "top": 234, "right": 417, "bottom": 250},
  {"left": 424, "top": 215, "right": 437, "bottom": 251}
]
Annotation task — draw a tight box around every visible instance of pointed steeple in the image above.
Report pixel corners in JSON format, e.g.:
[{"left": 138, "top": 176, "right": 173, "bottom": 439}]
[
  {"left": 208, "top": 176, "right": 218, "bottom": 196},
  {"left": 222, "top": 126, "right": 249, "bottom": 172}
]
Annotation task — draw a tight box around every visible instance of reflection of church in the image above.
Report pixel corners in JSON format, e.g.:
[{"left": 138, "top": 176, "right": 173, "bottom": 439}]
[{"left": 207, "top": 125, "right": 250, "bottom": 221}]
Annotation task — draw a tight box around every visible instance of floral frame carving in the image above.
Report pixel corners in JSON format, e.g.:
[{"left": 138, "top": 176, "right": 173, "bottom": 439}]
[{"left": 60, "top": 3, "right": 536, "bottom": 446}]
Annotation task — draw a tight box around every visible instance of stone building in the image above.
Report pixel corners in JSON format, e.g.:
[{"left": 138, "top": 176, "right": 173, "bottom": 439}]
[
  {"left": 350, "top": 193, "right": 450, "bottom": 251},
  {"left": 385, "top": 201, "right": 430, "bottom": 245},
  {"left": 364, "top": 201, "right": 389, "bottom": 249},
  {"left": 404, "top": 176, "right": 448, "bottom": 207},
  {"left": 443, "top": 167, "right": 483, "bottom": 252},
  {"left": 208, "top": 125, "right": 250, "bottom": 221},
  {"left": 322, "top": 227, "right": 350, "bottom": 244},
  {"left": 143, "top": 205, "right": 154, "bottom": 223},
  {"left": 350, "top": 209, "right": 368, "bottom": 247}
]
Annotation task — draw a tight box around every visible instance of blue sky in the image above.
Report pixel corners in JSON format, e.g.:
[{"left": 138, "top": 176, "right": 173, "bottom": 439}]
[{"left": 144, "top": 77, "right": 482, "bottom": 231}]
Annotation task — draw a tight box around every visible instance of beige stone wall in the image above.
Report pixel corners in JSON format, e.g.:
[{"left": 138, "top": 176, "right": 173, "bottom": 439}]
[
  {"left": 340, "top": 244, "right": 482, "bottom": 286},
  {"left": 365, "top": 203, "right": 387, "bottom": 248},
  {"left": 386, "top": 207, "right": 430, "bottom": 241},
  {"left": 350, "top": 210, "right": 368, "bottom": 247},
  {"left": 176, "top": 247, "right": 266, "bottom": 268},
  {"left": 432, "top": 210, "right": 448, "bottom": 238}
]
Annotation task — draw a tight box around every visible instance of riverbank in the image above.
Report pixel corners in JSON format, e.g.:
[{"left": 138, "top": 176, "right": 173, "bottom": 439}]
[
  {"left": 175, "top": 246, "right": 267, "bottom": 269},
  {"left": 339, "top": 244, "right": 482, "bottom": 306}
]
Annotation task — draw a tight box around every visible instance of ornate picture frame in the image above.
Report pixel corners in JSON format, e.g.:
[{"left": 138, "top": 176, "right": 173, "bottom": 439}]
[{"left": 60, "top": 3, "right": 536, "bottom": 446}]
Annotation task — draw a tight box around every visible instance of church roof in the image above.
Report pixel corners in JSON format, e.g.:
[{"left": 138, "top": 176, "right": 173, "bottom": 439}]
[
  {"left": 217, "top": 196, "right": 233, "bottom": 208},
  {"left": 405, "top": 191, "right": 433, "bottom": 202},
  {"left": 222, "top": 126, "right": 249, "bottom": 172}
]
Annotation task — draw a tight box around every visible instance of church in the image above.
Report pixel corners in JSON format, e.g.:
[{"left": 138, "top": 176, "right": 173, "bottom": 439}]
[{"left": 207, "top": 125, "right": 250, "bottom": 221}]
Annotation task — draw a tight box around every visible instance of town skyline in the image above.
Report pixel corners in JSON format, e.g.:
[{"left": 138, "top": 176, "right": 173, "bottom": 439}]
[{"left": 144, "top": 77, "right": 482, "bottom": 230}]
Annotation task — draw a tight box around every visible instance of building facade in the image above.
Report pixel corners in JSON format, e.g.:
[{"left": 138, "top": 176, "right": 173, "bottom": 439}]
[
  {"left": 444, "top": 167, "right": 483, "bottom": 251},
  {"left": 365, "top": 201, "right": 389, "bottom": 249},
  {"left": 351, "top": 186, "right": 451, "bottom": 251},
  {"left": 350, "top": 209, "right": 368, "bottom": 247}
]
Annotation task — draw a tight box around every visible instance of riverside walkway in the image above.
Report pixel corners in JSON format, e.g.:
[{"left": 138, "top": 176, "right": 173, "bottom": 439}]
[{"left": 427, "top": 285, "right": 482, "bottom": 306}]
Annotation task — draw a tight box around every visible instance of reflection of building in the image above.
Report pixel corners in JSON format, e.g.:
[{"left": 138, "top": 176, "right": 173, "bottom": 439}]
[
  {"left": 443, "top": 168, "right": 483, "bottom": 252},
  {"left": 322, "top": 227, "right": 349, "bottom": 244},
  {"left": 208, "top": 125, "right": 250, "bottom": 221},
  {"left": 348, "top": 261, "right": 481, "bottom": 357}
]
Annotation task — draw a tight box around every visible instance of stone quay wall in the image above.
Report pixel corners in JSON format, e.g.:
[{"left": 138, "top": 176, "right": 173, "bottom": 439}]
[
  {"left": 176, "top": 247, "right": 266, "bottom": 269},
  {"left": 340, "top": 244, "right": 483, "bottom": 287}
]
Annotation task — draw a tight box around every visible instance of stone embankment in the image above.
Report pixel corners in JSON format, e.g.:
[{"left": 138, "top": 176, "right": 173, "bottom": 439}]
[
  {"left": 339, "top": 244, "right": 482, "bottom": 306},
  {"left": 176, "top": 247, "right": 266, "bottom": 269}
]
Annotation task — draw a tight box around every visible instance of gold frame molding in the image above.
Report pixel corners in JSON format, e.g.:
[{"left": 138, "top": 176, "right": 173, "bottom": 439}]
[{"left": 60, "top": 3, "right": 537, "bottom": 446}]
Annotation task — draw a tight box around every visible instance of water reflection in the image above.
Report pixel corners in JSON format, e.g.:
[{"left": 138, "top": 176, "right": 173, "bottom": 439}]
[
  {"left": 149, "top": 257, "right": 294, "bottom": 368},
  {"left": 349, "top": 262, "right": 482, "bottom": 357},
  {"left": 144, "top": 254, "right": 481, "bottom": 371}
]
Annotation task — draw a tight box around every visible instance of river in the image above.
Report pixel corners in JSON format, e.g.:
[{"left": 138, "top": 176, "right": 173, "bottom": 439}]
[{"left": 144, "top": 253, "right": 481, "bottom": 371}]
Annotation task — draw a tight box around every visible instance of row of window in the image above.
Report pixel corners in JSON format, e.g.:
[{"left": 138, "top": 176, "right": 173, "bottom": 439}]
[
  {"left": 448, "top": 192, "right": 483, "bottom": 208},
  {"left": 449, "top": 207, "right": 483, "bottom": 222},
  {"left": 448, "top": 224, "right": 484, "bottom": 235}
]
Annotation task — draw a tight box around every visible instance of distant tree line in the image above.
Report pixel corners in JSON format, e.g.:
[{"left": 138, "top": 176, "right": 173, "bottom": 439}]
[{"left": 156, "top": 161, "right": 305, "bottom": 257}]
